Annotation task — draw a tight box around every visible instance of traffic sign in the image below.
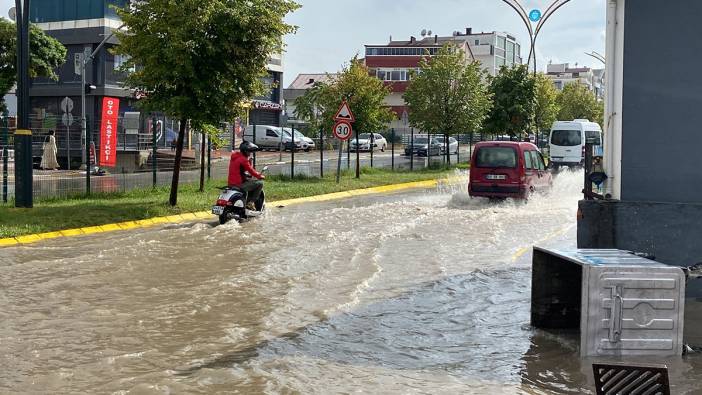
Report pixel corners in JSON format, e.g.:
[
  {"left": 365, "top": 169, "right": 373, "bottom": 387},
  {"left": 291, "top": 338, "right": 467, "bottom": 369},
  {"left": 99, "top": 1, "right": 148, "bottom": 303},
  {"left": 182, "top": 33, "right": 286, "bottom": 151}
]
[
  {"left": 333, "top": 120, "right": 353, "bottom": 141},
  {"left": 334, "top": 100, "right": 355, "bottom": 123},
  {"left": 529, "top": 9, "right": 542, "bottom": 22}
]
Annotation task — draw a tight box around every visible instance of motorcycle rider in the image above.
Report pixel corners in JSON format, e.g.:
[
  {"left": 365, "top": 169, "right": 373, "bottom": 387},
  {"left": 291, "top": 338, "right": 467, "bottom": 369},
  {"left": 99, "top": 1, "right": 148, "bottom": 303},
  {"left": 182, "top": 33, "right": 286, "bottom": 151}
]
[{"left": 228, "top": 141, "right": 265, "bottom": 209}]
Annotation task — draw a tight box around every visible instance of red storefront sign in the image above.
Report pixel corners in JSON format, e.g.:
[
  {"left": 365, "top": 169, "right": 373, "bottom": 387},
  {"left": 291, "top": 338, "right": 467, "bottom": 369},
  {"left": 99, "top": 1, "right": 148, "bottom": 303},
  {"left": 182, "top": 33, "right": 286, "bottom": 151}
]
[{"left": 100, "top": 97, "right": 119, "bottom": 167}]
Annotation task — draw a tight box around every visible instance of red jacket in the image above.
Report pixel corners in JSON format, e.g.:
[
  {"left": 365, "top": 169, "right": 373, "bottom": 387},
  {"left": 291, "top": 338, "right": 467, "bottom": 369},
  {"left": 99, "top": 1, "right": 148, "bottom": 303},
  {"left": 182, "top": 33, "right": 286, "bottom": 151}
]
[{"left": 228, "top": 152, "right": 263, "bottom": 186}]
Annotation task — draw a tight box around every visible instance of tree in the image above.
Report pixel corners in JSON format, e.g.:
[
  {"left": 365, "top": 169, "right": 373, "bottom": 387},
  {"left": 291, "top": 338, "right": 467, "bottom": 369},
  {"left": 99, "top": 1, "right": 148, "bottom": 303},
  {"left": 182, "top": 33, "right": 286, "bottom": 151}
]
[
  {"left": 557, "top": 82, "right": 603, "bottom": 126},
  {"left": 0, "top": 19, "right": 66, "bottom": 112},
  {"left": 293, "top": 80, "right": 329, "bottom": 137},
  {"left": 533, "top": 73, "right": 560, "bottom": 134},
  {"left": 115, "top": 0, "right": 298, "bottom": 206},
  {"left": 403, "top": 44, "right": 491, "bottom": 164},
  {"left": 484, "top": 64, "right": 536, "bottom": 138},
  {"left": 297, "top": 58, "right": 393, "bottom": 176}
]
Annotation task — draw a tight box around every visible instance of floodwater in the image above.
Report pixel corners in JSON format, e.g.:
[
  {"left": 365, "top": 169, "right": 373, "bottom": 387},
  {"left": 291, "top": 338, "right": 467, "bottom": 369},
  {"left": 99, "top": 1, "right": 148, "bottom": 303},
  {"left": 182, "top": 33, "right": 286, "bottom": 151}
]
[{"left": 1, "top": 171, "right": 700, "bottom": 394}]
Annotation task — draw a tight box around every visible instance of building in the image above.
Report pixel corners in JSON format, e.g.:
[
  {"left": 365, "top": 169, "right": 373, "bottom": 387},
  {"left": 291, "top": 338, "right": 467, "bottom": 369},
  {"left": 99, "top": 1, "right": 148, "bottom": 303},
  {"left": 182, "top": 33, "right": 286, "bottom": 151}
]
[
  {"left": 546, "top": 63, "right": 604, "bottom": 100},
  {"left": 364, "top": 28, "right": 522, "bottom": 132},
  {"left": 283, "top": 73, "right": 338, "bottom": 122},
  {"left": 2, "top": 88, "right": 17, "bottom": 116},
  {"left": 249, "top": 53, "right": 285, "bottom": 127},
  {"left": 28, "top": 0, "right": 135, "bottom": 168},
  {"left": 27, "top": 0, "right": 284, "bottom": 169}
]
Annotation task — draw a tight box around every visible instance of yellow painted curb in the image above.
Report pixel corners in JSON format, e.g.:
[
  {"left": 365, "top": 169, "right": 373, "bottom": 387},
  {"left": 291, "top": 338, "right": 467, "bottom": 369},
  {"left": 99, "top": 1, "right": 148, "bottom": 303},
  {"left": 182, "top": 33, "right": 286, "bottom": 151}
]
[
  {"left": 0, "top": 238, "right": 19, "bottom": 247},
  {"left": 0, "top": 177, "right": 446, "bottom": 248}
]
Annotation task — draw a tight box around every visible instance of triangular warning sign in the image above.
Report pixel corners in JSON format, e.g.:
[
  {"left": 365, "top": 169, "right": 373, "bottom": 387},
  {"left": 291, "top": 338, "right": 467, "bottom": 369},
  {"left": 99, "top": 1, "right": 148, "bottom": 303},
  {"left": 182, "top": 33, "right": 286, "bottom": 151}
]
[{"left": 334, "top": 101, "right": 355, "bottom": 122}]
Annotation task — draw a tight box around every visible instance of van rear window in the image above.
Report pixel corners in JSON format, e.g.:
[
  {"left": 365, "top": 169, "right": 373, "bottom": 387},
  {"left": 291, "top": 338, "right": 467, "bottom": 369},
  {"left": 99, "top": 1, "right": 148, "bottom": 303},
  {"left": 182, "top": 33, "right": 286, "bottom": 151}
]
[
  {"left": 551, "top": 130, "right": 582, "bottom": 146},
  {"left": 475, "top": 147, "right": 517, "bottom": 168}
]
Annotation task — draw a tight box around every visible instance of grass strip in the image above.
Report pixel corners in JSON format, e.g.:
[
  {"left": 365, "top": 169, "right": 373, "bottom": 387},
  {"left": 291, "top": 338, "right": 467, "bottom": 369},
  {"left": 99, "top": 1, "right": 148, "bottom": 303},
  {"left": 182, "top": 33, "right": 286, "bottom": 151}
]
[{"left": 0, "top": 167, "right": 456, "bottom": 238}]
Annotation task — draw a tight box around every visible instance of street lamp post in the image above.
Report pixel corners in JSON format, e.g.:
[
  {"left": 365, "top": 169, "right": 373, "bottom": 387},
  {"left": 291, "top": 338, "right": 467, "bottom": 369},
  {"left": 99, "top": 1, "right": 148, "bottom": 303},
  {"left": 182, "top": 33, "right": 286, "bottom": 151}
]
[
  {"left": 500, "top": 0, "right": 572, "bottom": 75},
  {"left": 13, "top": 0, "right": 32, "bottom": 208}
]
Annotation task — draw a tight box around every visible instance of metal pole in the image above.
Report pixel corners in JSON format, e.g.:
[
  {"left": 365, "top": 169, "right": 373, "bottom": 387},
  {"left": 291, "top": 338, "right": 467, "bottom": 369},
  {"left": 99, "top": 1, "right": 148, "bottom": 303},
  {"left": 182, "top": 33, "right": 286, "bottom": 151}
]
[
  {"left": 336, "top": 140, "right": 343, "bottom": 183},
  {"left": 355, "top": 128, "right": 360, "bottom": 178},
  {"left": 347, "top": 134, "right": 350, "bottom": 169},
  {"left": 14, "top": 0, "right": 32, "bottom": 208},
  {"left": 252, "top": 121, "right": 257, "bottom": 168},
  {"left": 370, "top": 133, "right": 374, "bottom": 168},
  {"left": 81, "top": 53, "right": 87, "bottom": 168},
  {"left": 207, "top": 134, "right": 211, "bottom": 180},
  {"left": 319, "top": 128, "right": 324, "bottom": 178},
  {"left": 291, "top": 124, "right": 295, "bottom": 178},
  {"left": 456, "top": 133, "right": 460, "bottom": 164},
  {"left": 152, "top": 117, "right": 157, "bottom": 188},
  {"left": 410, "top": 127, "right": 414, "bottom": 171},
  {"left": 2, "top": 112, "right": 8, "bottom": 203},
  {"left": 85, "top": 115, "right": 91, "bottom": 195},
  {"left": 391, "top": 128, "right": 395, "bottom": 171}
]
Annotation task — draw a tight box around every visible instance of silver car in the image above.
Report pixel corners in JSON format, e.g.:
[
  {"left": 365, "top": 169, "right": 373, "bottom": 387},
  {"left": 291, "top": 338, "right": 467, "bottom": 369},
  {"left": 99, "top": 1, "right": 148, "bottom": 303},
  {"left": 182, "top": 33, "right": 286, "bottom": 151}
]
[{"left": 350, "top": 133, "right": 388, "bottom": 152}]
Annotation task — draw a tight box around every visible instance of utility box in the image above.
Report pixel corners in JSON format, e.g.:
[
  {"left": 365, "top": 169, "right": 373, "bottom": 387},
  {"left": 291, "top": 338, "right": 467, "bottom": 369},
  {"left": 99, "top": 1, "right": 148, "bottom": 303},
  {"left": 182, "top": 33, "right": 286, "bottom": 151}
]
[{"left": 531, "top": 248, "right": 686, "bottom": 357}]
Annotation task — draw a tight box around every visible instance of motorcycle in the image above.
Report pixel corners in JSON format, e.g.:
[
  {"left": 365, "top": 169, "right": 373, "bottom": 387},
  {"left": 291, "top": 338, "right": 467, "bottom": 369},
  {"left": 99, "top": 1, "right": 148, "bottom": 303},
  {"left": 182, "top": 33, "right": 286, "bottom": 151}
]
[{"left": 212, "top": 166, "right": 268, "bottom": 224}]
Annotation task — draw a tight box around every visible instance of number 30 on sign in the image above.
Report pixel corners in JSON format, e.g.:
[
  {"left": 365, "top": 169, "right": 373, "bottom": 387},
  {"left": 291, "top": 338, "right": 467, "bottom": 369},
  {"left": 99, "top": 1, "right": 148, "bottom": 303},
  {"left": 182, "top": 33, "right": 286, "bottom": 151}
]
[{"left": 333, "top": 120, "right": 353, "bottom": 141}]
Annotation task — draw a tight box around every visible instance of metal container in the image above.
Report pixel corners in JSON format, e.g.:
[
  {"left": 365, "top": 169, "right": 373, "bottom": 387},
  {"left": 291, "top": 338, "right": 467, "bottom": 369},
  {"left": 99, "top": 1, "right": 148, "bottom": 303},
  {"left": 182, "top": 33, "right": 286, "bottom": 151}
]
[{"left": 532, "top": 248, "right": 686, "bottom": 357}]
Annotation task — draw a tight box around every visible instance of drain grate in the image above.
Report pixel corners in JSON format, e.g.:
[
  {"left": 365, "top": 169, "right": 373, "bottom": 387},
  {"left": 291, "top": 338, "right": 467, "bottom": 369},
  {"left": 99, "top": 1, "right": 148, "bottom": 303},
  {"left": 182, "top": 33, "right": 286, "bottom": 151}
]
[{"left": 593, "top": 363, "right": 670, "bottom": 395}]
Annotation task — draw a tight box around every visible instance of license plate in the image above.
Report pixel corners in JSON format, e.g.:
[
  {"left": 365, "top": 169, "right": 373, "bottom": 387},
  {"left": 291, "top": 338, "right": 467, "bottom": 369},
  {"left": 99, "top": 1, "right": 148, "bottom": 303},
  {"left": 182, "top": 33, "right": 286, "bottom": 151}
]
[
  {"left": 485, "top": 174, "right": 506, "bottom": 180},
  {"left": 212, "top": 206, "right": 225, "bottom": 215}
]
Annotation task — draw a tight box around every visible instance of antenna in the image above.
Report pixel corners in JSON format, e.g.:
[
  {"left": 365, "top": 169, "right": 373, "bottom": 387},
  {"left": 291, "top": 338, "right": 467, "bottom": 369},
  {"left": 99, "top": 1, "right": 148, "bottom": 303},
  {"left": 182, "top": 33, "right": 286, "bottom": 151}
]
[{"left": 427, "top": 30, "right": 432, "bottom": 36}]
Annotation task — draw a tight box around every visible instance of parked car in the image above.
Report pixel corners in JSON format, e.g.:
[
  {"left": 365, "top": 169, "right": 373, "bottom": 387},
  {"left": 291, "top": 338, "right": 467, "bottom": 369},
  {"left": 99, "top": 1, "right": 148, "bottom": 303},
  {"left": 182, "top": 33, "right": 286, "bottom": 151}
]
[
  {"left": 350, "top": 133, "right": 387, "bottom": 152},
  {"left": 282, "top": 128, "right": 315, "bottom": 152},
  {"left": 404, "top": 137, "right": 442, "bottom": 157},
  {"left": 435, "top": 135, "right": 459, "bottom": 154},
  {"left": 469, "top": 141, "right": 552, "bottom": 200},
  {"left": 548, "top": 119, "right": 603, "bottom": 168}
]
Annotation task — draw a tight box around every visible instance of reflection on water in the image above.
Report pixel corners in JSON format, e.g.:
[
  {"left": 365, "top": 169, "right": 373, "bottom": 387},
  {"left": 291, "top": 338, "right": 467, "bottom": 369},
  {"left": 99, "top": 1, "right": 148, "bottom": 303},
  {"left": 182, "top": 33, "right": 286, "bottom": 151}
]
[{"left": 1, "top": 171, "right": 700, "bottom": 394}]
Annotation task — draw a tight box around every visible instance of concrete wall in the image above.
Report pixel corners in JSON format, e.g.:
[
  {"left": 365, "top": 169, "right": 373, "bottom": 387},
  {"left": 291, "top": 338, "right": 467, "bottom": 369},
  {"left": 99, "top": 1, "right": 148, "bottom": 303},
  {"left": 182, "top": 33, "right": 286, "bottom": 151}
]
[{"left": 621, "top": 0, "right": 702, "bottom": 203}]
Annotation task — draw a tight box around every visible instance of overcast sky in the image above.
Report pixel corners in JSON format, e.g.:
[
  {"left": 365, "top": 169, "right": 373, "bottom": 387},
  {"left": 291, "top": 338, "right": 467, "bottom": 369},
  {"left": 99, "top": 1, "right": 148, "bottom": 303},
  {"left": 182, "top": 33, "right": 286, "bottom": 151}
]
[{"left": 1, "top": 0, "right": 606, "bottom": 87}]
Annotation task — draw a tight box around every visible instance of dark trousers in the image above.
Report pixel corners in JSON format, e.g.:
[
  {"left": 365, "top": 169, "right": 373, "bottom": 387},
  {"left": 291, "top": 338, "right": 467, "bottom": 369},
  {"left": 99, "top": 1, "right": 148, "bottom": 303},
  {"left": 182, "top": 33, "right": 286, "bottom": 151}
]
[{"left": 240, "top": 179, "right": 263, "bottom": 204}]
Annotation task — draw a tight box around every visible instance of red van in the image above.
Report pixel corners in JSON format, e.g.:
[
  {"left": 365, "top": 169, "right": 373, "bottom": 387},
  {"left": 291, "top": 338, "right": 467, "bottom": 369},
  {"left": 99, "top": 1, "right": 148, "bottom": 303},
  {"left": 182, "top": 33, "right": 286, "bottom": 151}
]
[{"left": 469, "top": 141, "right": 552, "bottom": 199}]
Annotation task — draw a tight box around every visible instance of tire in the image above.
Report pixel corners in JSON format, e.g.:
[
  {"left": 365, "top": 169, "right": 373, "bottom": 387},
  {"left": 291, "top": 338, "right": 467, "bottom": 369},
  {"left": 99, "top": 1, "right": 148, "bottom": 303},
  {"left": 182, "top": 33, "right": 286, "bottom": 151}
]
[
  {"left": 219, "top": 208, "right": 230, "bottom": 225},
  {"left": 381, "top": 145, "right": 386, "bottom": 152},
  {"left": 304, "top": 148, "right": 311, "bottom": 152}
]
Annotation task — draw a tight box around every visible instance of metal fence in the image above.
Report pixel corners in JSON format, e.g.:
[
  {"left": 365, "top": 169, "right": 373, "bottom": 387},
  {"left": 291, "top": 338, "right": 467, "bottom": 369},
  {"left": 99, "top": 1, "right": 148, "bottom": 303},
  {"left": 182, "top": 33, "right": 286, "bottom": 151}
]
[{"left": 1, "top": 116, "right": 532, "bottom": 204}]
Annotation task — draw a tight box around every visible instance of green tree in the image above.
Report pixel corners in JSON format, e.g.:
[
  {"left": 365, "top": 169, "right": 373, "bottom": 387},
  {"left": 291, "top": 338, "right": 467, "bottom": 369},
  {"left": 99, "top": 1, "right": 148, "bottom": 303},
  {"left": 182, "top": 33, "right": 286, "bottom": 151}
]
[
  {"left": 403, "top": 44, "right": 491, "bottom": 164},
  {"left": 115, "top": 0, "right": 299, "bottom": 205},
  {"left": 556, "top": 82, "right": 603, "bottom": 126},
  {"left": 0, "top": 19, "right": 66, "bottom": 112},
  {"left": 293, "top": 80, "right": 329, "bottom": 137},
  {"left": 484, "top": 64, "right": 536, "bottom": 138},
  {"left": 534, "top": 73, "right": 560, "bottom": 134}
]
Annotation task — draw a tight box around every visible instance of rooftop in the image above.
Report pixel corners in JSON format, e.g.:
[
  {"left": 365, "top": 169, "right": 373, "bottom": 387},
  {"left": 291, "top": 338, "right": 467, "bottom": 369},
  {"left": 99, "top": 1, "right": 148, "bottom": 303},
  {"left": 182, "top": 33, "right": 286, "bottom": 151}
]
[{"left": 287, "top": 73, "right": 338, "bottom": 90}]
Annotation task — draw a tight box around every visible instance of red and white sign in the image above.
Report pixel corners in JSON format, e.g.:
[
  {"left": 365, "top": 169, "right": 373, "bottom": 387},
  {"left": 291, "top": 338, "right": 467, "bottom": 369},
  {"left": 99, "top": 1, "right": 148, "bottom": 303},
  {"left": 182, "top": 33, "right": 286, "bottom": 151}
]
[
  {"left": 333, "top": 120, "right": 353, "bottom": 141},
  {"left": 334, "top": 100, "right": 355, "bottom": 122},
  {"left": 100, "top": 97, "right": 120, "bottom": 167}
]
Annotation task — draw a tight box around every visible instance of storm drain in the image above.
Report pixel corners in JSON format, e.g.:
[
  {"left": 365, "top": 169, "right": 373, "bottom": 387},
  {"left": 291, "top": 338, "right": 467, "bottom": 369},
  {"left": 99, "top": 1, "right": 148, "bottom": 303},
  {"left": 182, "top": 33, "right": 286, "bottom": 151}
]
[{"left": 593, "top": 363, "right": 670, "bottom": 395}]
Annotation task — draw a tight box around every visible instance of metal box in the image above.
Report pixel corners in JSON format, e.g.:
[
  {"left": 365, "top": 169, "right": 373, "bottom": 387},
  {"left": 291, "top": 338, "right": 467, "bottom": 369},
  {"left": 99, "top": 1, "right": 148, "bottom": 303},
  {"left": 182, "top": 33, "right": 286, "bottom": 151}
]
[{"left": 532, "top": 248, "right": 686, "bottom": 357}]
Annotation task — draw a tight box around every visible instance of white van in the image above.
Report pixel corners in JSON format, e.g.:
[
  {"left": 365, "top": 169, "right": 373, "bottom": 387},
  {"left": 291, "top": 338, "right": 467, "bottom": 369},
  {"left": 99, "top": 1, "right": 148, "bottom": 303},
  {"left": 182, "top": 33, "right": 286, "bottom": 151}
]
[
  {"left": 548, "top": 119, "right": 603, "bottom": 168},
  {"left": 243, "top": 125, "right": 315, "bottom": 151}
]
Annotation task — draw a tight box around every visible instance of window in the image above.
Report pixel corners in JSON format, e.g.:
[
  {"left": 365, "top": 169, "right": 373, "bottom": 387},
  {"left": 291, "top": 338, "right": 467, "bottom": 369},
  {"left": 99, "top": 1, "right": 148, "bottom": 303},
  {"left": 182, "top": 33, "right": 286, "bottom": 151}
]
[
  {"left": 375, "top": 134, "right": 383, "bottom": 140},
  {"left": 524, "top": 150, "right": 534, "bottom": 169},
  {"left": 531, "top": 151, "right": 546, "bottom": 170},
  {"left": 585, "top": 130, "right": 602, "bottom": 145},
  {"left": 497, "top": 36, "right": 507, "bottom": 50},
  {"left": 476, "top": 147, "right": 517, "bottom": 168},
  {"left": 475, "top": 40, "right": 480, "bottom": 45},
  {"left": 551, "top": 130, "right": 582, "bottom": 146},
  {"left": 266, "top": 129, "right": 278, "bottom": 137}
]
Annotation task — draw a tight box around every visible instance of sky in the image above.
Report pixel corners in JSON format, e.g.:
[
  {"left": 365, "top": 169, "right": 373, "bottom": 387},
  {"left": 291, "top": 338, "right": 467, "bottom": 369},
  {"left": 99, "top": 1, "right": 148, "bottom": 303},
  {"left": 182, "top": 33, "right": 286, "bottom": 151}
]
[
  {"left": 284, "top": 0, "right": 606, "bottom": 86},
  {"left": 1, "top": 0, "right": 606, "bottom": 87}
]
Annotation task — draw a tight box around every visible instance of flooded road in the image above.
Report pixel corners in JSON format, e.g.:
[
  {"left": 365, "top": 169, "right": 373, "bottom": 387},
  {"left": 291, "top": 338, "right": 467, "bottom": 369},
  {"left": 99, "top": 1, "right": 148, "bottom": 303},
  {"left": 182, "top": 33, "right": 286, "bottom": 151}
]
[{"left": 1, "top": 171, "right": 701, "bottom": 394}]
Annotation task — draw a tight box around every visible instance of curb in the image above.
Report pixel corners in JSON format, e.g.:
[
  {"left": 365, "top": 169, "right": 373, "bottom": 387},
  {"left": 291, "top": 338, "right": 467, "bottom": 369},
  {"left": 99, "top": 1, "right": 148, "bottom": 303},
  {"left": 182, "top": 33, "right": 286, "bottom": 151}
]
[{"left": 0, "top": 178, "right": 444, "bottom": 248}]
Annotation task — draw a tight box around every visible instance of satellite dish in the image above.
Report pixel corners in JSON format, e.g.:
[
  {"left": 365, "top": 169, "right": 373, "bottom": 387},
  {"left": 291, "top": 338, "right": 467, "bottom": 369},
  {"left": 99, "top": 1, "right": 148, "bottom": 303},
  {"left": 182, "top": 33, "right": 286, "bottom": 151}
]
[
  {"left": 8, "top": 7, "right": 16, "bottom": 21},
  {"left": 421, "top": 29, "right": 427, "bottom": 37},
  {"left": 427, "top": 30, "right": 432, "bottom": 36}
]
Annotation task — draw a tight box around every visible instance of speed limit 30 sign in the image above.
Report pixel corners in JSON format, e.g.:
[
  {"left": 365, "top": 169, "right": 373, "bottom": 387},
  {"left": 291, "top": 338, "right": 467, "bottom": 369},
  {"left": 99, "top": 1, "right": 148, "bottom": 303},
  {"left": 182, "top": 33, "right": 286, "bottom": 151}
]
[{"left": 333, "top": 120, "right": 353, "bottom": 141}]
